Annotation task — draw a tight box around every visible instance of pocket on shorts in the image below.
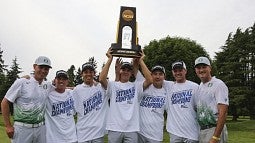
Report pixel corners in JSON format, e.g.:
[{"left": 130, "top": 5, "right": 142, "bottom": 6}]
[{"left": 13, "top": 124, "right": 24, "bottom": 140}]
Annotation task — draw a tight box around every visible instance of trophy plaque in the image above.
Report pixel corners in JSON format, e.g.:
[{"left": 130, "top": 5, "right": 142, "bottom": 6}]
[{"left": 111, "top": 6, "right": 141, "bottom": 58}]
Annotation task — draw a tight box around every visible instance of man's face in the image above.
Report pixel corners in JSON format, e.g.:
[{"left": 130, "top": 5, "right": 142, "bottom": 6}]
[
  {"left": 151, "top": 71, "right": 165, "bottom": 87},
  {"left": 172, "top": 68, "right": 187, "bottom": 83},
  {"left": 195, "top": 64, "right": 211, "bottom": 82},
  {"left": 54, "top": 77, "right": 68, "bottom": 90},
  {"left": 120, "top": 68, "right": 132, "bottom": 82},
  {"left": 33, "top": 65, "right": 50, "bottom": 81},
  {"left": 82, "top": 69, "right": 95, "bottom": 85}
]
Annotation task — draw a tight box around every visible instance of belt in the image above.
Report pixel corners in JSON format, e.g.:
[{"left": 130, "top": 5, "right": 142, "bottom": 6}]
[
  {"left": 200, "top": 124, "right": 216, "bottom": 130},
  {"left": 14, "top": 121, "right": 45, "bottom": 128}
]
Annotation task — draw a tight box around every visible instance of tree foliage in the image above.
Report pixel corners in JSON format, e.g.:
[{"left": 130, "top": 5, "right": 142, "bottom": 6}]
[
  {"left": 67, "top": 65, "right": 76, "bottom": 87},
  {"left": 0, "top": 53, "right": 22, "bottom": 113},
  {"left": 143, "top": 36, "right": 209, "bottom": 83},
  {"left": 0, "top": 46, "right": 7, "bottom": 73},
  {"left": 74, "top": 67, "right": 82, "bottom": 86},
  {"left": 6, "top": 57, "right": 22, "bottom": 85},
  {"left": 215, "top": 23, "right": 255, "bottom": 120}
]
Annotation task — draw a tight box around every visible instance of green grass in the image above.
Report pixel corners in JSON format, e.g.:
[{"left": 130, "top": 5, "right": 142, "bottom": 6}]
[
  {"left": 0, "top": 115, "right": 10, "bottom": 143},
  {"left": 227, "top": 117, "right": 255, "bottom": 143},
  {"left": 1, "top": 115, "right": 255, "bottom": 143}
]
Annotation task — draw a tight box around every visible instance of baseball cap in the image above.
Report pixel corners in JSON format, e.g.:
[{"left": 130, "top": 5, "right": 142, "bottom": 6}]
[
  {"left": 82, "top": 62, "right": 95, "bottom": 72},
  {"left": 172, "top": 61, "right": 186, "bottom": 70},
  {"left": 120, "top": 62, "right": 133, "bottom": 70},
  {"left": 35, "top": 56, "right": 52, "bottom": 68},
  {"left": 151, "top": 65, "right": 165, "bottom": 74},
  {"left": 55, "top": 70, "right": 68, "bottom": 79},
  {"left": 195, "top": 56, "right": 211, "bottom": 67}
]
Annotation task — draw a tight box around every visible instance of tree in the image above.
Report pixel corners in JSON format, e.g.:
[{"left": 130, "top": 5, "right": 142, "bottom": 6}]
[
  {"left": 74, "top": 67, "right": 82, "bottom": 86},
  {"left": 6, "top": 57, "right": 22, "bottom": 85},
  {"left": 215, "top": 24, "right": 255, "bottom": 120},
  {"left": 143, "top": 36, "right": 209, "bottom": 83},
  {"left": 4, "top": 57, "right": 22, "bottom": 114},
  {"left": 67, "top": 65, "right": 76, "bottom": 87},
  {"left": 0, "top": 46, "right": 7, "bottom": 73},
  {"left": 0, "top": 46, "right": 8, "bottom": 112}
]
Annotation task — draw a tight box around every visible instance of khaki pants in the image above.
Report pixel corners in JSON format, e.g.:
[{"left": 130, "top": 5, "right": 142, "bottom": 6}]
[
  {"left": 108, "top": 130, "right": 138, "bottom": 143},
  {"left": 199, "top": 125, "right": 228, "bottom": 143}
]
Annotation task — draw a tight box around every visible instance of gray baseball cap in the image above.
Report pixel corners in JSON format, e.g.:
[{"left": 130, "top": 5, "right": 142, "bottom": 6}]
[
  {"left": 195, "top": 56, "right": 211, "bottom": 67},
  {"left": 34, "top": 56, "right": 52, "bottom": 68}
]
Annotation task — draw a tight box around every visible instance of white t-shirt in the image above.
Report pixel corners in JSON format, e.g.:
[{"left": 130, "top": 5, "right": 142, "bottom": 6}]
[
  {"left": 196, "top": 76, "right": 229, "bottom": 127},
  {"left": 45, "top": 89, "right": 77, "bottom": 143},
  {"left": 166, "top": 80, "right": 200, "bottom": 141},
  {"left": 139, "top": 84, "right": 168, "bottom": 141},
  {"left": 73, "top": 83, "right": 109, "bottom": 142},
  {"left": 5, "top": 77, "right": 52, "bottom": 124},
  {"left": 106, "top": 81, "right": 143, "bottom": 132}
]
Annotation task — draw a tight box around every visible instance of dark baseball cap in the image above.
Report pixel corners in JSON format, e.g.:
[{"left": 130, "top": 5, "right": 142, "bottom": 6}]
[
  {"left": 55, "top": 70, "right": 68, "bottom": 79},
  {"left": 120, "top": 62, "right": 133, "bottom": 70},
  {"left": 82, "top": 62, "right": 95, "bottom": 72},
  {"left": 172, "top": 61, "right": 186, "bottom": 70},
  {"left": 151, "top": 65, "right": 165, "bottom": 74}
]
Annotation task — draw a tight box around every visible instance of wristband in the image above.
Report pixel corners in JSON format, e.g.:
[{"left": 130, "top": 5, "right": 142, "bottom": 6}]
[{"left": 212, "top": 136, "right": 220, "bottom": 141}]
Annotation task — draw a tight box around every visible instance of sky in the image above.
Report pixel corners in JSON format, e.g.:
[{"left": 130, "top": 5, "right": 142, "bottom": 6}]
[{"left": 0, "top": 0, "right": 255, "bottom": 80}]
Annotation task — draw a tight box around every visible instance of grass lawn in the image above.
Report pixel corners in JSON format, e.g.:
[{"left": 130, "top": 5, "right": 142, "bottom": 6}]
[{"left": 0, "top": 115, "right": 255, "bottom": 143}]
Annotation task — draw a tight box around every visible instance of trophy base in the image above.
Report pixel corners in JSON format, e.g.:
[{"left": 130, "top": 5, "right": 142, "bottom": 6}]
[{"left": 111, "top": 43, "right": 141, "bottom": 58}]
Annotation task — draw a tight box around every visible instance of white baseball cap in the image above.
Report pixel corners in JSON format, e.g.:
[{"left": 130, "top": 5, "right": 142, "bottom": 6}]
[
  {"left": 195, "top": 56, "right": 210, "bottom": 67},
  {"left": 34, "top": 56, "right": 52, "bottom": 68}
]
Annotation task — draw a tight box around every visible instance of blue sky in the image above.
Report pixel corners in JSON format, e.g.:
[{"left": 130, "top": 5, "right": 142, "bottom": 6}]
[{"left": 0, "top": 0, "right": 255, "bottom": 80}]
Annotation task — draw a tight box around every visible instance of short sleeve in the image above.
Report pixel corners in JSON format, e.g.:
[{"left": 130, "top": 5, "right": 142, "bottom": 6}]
[
  {"left": 5, "top": 78, "right": 24, "bottom": 103},
  {"left": 215, "top": 82, "right": 229, "bottom": 105}
]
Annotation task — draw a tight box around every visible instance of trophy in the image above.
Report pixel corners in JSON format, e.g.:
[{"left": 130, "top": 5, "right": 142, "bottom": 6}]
[{"left": 111, "top": 6, "right": 141, "bottom": 58}]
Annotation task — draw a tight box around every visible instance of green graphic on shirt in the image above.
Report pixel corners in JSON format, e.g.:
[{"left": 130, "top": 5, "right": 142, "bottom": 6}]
[
  {"left": 197, "top": 104, "right": 216, "bottom": 126},
  {"left": 14, "top": 104, "right": 45, "bottom": 124}
]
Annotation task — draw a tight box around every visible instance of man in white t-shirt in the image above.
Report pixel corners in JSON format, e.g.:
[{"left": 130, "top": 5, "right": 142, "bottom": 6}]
[
  {"left": 1, "top": 56, "right": 52, "bottom": 143},
  {"left": 194, "top": 57, "right": 228, "bottom": 143},
  {"left": 45, "top": 70, "right": 77, "bottom": 143},
  {"left": 138, "top": 65, "right": 170, "bottom": 143},
  {"left": 99, "top": 48, "right": 152, "bottom": 143},
  {"left": 166, "top": 61, "right": 199, "bottom": 143},
  {"left": 73, "top": 62, "right": 109, "bottom": 143}
]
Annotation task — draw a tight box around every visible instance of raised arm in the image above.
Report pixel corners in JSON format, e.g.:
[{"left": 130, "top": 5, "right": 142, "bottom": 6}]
[
  {"left": 139, "top": 50, "right": 153, "bottom": 90},
  {"left": 132, "top": 58, "right": 139, "bottom": 78},
  {"left": 114, "top": 57, "right": 122, "bottom": 81},
  {"left": 99, "top": 48, "right": 113, "bottom": 89}
]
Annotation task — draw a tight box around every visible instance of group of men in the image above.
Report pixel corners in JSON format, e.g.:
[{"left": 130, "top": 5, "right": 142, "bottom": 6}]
[{"left": 1, "top": 48, "right": 229, "bottom": 143}]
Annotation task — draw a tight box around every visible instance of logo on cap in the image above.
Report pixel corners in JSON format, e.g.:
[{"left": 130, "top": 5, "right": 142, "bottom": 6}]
[
  {"left": 35, "top": 56, "right": 52, "bottom": 68},
  {"left": 195, "top": 57, "right": 210, "bottom": 67}
]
